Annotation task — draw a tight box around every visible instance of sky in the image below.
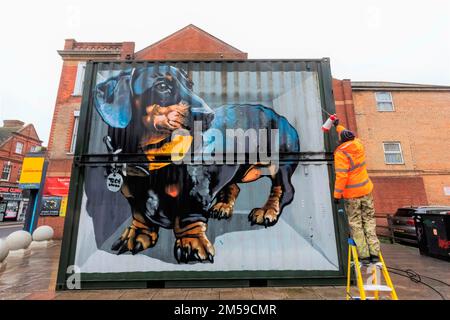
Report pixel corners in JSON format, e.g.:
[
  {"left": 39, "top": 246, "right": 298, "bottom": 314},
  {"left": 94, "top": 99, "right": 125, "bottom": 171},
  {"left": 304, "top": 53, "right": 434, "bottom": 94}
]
[{"left": 0, "top": 0, "right": 449, "bottom": 145}]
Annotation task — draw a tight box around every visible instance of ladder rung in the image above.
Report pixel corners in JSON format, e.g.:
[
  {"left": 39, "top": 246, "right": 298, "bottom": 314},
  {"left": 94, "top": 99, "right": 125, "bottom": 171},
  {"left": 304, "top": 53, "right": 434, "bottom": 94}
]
[{"left": 363, "top": 284, "right": 392, "bottom": 292}]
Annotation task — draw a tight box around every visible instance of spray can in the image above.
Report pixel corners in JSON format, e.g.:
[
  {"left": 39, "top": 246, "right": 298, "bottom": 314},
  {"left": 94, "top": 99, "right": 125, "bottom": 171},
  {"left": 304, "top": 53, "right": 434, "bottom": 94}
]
[{"left": 322, "top": 114, "right": 337, "bottom": 132}]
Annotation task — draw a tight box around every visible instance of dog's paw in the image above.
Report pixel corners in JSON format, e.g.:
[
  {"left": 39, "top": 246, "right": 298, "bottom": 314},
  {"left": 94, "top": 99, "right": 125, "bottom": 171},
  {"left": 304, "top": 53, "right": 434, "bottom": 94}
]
[
  {"left": 111, "top": 224, "right": 158, "bottom": 255},
  {"left": 174, "top": 235, "right": 215, "bottom": 264},
  {"left": 209, "top": 202, "right": 234, "bottom": 220},
  {"left": 248, "top": 207, "right": 280, "bottom": 228}
]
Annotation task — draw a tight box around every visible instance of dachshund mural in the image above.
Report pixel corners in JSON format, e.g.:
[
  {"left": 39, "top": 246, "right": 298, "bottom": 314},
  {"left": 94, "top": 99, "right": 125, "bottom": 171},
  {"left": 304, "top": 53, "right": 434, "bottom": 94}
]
[{"left": 94, "top": 65, "right": 300, "bottom": 264}]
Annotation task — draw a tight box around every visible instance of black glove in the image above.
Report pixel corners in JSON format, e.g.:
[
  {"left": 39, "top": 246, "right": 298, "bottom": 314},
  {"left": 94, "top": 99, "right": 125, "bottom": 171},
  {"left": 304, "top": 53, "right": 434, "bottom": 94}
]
[
  {"left": 333, "top": 117, "right": 339, "bottom": 126},
  {"left": 334, "top": 198, "right": 341, "bottom": 204}
]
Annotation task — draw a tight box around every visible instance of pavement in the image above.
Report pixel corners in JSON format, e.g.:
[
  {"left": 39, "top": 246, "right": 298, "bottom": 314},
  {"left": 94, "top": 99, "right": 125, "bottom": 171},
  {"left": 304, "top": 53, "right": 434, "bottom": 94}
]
[
  {"left": 0, "top": 240, "right": 448, "bottom": 300},
  {"left": 0, "top": 222, "right": 24, "bottom": 239}
]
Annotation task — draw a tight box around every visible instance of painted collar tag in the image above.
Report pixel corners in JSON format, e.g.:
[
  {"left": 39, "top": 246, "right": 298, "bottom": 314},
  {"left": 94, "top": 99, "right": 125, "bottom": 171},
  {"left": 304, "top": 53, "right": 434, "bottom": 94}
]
[{"left": 106, "top": 170, "right": 123, "bottom": 192}]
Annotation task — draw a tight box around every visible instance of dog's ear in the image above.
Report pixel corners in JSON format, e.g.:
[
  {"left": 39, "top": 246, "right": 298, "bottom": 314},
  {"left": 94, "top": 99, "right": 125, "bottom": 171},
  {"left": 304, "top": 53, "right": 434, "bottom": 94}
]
[{"left": 94, "top": 70, "right": 132, "bottom": 128}]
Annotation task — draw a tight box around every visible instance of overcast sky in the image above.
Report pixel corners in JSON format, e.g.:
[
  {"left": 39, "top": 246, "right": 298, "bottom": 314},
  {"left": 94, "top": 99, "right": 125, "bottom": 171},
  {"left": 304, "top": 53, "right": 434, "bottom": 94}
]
[{"left": 0, "top": 0, "right": 449, "bottom": 145}]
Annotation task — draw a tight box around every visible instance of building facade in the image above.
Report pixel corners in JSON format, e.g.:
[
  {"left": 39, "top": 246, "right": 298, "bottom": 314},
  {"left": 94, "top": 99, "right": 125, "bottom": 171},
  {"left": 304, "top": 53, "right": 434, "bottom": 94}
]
[
  {"left": 0, "top": 120, "right": 42, "bottom": 222},
  {"left": 351, "top": 82, "right": 450, "bottom": 218}
]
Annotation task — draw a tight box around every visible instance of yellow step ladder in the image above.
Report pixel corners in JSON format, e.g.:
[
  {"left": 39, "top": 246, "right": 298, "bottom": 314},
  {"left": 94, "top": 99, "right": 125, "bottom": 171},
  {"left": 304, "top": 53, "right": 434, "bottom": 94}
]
[{"left": 346, "top": 238, "right": 398, "bottom": 300}]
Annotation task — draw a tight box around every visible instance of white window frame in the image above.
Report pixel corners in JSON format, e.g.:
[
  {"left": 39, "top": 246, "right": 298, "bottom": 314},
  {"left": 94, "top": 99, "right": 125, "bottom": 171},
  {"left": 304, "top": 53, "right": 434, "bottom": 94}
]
[
  {"left": 1, "top": 162, "right": 11, "bottom": 181},
  {"left": 375, "top": 92, "right": 395, "bottom": 112},
  {"left": 15, "top": 141, "right": 24, "bottom": 154},
  {"left": 73, "top": 61, "right": 87, "bottom": 96},
  {"left": 383, "top": 142, "right": 404, "bottom": 164},
  {"left": 30, "top": 145, "right": 38, "bottom": 152},
  {"left": 69, "top": 110, "right": 80, "bottom": 154}
]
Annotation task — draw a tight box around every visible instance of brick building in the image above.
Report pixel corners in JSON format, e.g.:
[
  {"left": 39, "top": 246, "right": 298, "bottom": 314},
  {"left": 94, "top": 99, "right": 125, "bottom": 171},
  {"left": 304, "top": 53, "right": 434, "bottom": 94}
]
[
  {"left": 351, "top": 82, "right": 450, "bottom": 217},
  {"left": 0, "top": 120, "right": 42, "bottom": 222}
]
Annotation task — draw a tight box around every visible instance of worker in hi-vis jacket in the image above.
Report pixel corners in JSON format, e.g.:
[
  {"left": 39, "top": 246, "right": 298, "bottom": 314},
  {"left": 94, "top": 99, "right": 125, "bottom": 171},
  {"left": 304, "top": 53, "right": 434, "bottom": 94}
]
[{"left": 332, "top": 118, "right": 380, "bottom": 266}]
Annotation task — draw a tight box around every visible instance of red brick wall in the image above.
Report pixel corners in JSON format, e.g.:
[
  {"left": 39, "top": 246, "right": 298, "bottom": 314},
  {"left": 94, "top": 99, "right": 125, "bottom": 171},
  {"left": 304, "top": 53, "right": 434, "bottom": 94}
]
[
  {"left": 332, "top": 79, "right": 357, "bottom": 134},
  {"left": 47, "top": 61, "right": 81, "bottom": 160},
  {"left": 371, "top": 176, "right": 428, "bottom": 215},
  {"left": 135, "top": 25, "right": 247, "bottom": 60},
  {"left": 353, "top": 90, "right": 450, "bottom": 209}
]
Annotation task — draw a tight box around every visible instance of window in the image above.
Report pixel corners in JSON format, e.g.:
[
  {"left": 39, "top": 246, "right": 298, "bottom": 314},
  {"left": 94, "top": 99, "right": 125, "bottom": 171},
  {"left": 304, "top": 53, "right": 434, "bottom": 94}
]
[
  {"left": 1, "top": 163, "right": 11, "bottom": 181},
  {"left": 15, "top": 142, "right": 24, "bottom": 154},
  {"left": 17, "top": 167, "right": 21, "bottom": 182},
  {"left": 383, "top": 142, "right": 404, "bottom": 164},
  {"left": 30, "top": 145, "right": 39, "bottom": 152},
  {"left": 375, "top": 92, "right": 394, "bottom": 111},
  {"left": 69, "top": 111, "right": 80, "bottom": 154},
  {"left": 73, "top": 61, "right": 87, "bottom": 96}
]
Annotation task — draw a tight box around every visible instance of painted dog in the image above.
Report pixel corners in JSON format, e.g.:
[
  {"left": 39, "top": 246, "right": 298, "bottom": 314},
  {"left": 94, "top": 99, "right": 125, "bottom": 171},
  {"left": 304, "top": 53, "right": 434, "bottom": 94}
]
[{"left": 94, "top": 66, "right": 300, "bottom": 263}]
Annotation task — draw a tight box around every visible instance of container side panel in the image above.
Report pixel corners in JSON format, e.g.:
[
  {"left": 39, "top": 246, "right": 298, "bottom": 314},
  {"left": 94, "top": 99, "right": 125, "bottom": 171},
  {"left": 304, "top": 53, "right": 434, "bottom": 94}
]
[{"left": 69, "top": 61, "right": 340, "bottom": 282}]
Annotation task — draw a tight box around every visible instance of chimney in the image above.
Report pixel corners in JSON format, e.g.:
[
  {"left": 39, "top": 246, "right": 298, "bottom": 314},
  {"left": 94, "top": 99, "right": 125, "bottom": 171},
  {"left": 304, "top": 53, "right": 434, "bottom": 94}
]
[
  {"left": 3, "top": 120, "right": 25, "bottom": 128},
  {"left": 64, "top": 39, "right": 76, "bottom": 50}
]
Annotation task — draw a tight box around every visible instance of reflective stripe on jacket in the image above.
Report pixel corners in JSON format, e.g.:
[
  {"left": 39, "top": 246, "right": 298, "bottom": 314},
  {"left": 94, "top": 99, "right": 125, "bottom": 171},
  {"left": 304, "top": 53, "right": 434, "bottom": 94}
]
[{"left": 334, "top": 125, "right": 373, "bottom": 199}]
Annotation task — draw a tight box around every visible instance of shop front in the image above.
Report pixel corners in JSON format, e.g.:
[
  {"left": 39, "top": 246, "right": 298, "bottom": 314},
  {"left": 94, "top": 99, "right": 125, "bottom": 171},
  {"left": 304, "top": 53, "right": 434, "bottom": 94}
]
[{"left": 0, "top": 186, "right": 28, "bottom": 222}]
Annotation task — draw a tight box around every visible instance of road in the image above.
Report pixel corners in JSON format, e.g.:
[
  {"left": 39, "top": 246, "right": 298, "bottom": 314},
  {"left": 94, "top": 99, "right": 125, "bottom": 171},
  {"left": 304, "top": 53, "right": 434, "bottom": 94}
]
[{"left": 0, "top": 223, "right": 24, "bottom": 239}]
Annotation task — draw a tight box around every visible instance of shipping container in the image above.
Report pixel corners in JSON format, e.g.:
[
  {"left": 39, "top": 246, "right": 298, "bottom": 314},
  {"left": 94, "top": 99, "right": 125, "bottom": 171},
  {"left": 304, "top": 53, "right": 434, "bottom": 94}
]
[{"left": 56, "top": 59, "right": 348, "bottom": 289}]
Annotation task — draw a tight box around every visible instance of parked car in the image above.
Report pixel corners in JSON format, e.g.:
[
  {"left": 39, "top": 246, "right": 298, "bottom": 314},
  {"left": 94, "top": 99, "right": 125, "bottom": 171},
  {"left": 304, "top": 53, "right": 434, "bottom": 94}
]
[{"left": 388, "top": 206, "right": 450, "bottom": 245}]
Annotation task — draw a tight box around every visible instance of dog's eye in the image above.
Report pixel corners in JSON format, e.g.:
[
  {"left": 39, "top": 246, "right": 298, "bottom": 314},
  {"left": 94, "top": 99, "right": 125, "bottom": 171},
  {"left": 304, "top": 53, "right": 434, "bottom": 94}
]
[{"left": 156, "top": 83, "right": 168, "bottom": 90}]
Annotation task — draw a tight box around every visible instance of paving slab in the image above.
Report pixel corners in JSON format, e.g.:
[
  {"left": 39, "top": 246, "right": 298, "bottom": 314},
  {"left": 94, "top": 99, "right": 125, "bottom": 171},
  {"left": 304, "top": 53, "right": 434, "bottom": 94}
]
[
  {"left": 251, "top": 287, "right": 288, "bottom": 300},
  {"left": 311, "top": 286, "right": 347, "bottom": 300},
  {"left": 153, "top": 289, "right": 189, "bottom": 300},
  {"left": 219, "top": 288, "right": 254, "bottom": 300},
  {"left": 24, "top": 292, "right": 58, "bottom": 300},
  {"left": 282, "top": 287, "right": 322, "bottom": 300},
  {"left": 83, "top": 289, "right": 127, "bottom": 300},
  {"left": 54, "top": 291, "right": 93, "bottom": 300},
  {"left": 185, "top": 288, "right": 220, "bottom": 300},
  {"left": 119, "top": 289, "right": 160, "bottom": 300}
]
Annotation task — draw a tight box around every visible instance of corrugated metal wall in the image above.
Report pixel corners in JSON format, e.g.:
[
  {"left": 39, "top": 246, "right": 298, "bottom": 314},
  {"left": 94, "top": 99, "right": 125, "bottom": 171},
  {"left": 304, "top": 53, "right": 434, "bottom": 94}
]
[
  {"left": 87, "top": 61, "right": 329, "bottom": 156},
  {"left": 59, "top": 60, "right": 345, "bottom": 287}
]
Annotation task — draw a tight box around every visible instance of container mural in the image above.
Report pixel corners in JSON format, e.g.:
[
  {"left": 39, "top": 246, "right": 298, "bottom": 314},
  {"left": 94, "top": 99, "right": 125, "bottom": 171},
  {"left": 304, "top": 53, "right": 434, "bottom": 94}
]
[{"left": 57, "top": 60, "right": 347, "bottom": 288}]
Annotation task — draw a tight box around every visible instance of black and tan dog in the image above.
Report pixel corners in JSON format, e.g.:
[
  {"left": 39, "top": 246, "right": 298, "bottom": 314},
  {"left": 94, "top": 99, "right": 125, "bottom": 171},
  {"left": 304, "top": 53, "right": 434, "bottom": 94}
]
[{"left": 94, "top": 66, "right": 300, "bottom": 263}]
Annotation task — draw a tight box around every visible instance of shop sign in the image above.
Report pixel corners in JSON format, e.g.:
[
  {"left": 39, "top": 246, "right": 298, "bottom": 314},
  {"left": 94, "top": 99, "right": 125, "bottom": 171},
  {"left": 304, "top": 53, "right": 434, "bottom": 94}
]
[
  {"left": 41, "top": 196, "right": 62, "bottom": 216},
  {"left": 19, "top": 157, "right": 45, "bottom": 189},
  {"left": 43, "top": 177, "right": 70, "bottom": 196}
]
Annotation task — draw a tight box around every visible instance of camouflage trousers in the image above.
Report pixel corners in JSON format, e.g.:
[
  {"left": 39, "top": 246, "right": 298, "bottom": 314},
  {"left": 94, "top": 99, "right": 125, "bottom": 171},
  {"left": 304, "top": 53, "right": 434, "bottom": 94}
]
[{"left": 344, "top": 193, "right": 380, "bottom": 259}]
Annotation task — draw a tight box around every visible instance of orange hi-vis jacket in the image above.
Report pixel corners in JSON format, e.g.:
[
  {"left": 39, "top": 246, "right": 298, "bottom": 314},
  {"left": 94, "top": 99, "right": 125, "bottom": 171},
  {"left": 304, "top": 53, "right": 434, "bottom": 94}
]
[{"left": 334, "top": 125, "right": 373, "bottom": 199}]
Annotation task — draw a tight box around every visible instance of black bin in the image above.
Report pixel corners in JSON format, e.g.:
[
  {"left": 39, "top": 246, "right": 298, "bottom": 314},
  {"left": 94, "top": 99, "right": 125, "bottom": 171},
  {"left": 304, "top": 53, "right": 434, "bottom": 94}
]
[{"left": 414, "top": 213, "right": 450, "bottom": 261}]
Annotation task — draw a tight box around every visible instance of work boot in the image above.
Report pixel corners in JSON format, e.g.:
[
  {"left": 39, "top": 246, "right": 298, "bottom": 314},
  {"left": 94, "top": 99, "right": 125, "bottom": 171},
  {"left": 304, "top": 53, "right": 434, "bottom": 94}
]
[{"left": 359, "top": 257, "right": 371, "bottom": 267}]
